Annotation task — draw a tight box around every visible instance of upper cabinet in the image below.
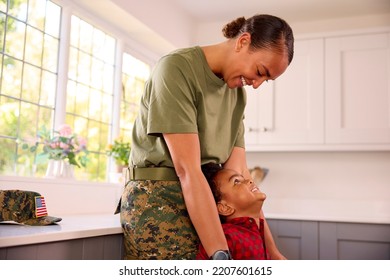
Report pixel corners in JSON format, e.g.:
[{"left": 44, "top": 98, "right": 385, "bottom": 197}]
[
  {"left": 244, "top": 38, "right": 324, "bottom": 150},
  {"left": 244, "top": 30, "right": 390, "bottom": 151},
  {"left": 325, "top": 32, "right": 390, "bottom": 146}
]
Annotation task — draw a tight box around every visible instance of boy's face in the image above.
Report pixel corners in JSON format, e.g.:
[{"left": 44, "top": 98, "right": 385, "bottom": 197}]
[{"left": 214, "top": 168, "right": 266, "bottom": 217}]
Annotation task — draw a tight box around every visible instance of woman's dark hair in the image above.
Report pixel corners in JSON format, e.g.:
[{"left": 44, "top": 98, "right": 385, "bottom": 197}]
[
  {"left": 201, "top": 163, "right": 223, "bottom": 203},
  {"left": 222, "top": 14, "right": 294, "bottom": 64}
]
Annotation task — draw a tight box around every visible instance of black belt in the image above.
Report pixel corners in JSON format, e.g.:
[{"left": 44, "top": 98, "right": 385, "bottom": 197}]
[{"left": 125, "top": 166, "right": 179, "bottom": 181}]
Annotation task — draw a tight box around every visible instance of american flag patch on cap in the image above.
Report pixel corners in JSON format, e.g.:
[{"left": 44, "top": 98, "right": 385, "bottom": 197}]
[{"left": 35, "top": 196, "right": 48, "bottom": 218}]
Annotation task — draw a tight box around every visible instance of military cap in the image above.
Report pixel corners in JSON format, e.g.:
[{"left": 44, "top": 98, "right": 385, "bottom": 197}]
[{"left": 0, "top": 190, "right": 62, "bottom": 226}]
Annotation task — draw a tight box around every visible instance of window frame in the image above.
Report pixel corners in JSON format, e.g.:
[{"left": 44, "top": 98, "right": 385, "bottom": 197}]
[{"left": 0, "top": 0, "right": 157, "bottom": 185}]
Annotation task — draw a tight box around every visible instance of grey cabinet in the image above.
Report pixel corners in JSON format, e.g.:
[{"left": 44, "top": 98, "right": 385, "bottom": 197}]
[
  {"left": 0, "top": 234, "right": 124, "bottom": 260},
  {"left": 319, "top": 222, "right": 390, "bottom": 260},
  {"left": 268, "top": 219, "right": 390, "bottom": 260}
]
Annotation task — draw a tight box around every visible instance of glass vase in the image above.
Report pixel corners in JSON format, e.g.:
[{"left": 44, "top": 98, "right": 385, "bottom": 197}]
[{"left": 45, "top": 159, "right": 75, "bottom": 179}]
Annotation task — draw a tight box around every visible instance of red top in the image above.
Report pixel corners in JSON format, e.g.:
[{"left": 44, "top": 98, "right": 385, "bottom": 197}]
[{"left": 196, "top": 217, "right": 269, "bottom": 260}]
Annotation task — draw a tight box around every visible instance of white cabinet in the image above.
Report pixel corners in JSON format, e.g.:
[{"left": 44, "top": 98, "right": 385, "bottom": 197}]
[
  {"left": 244, "top": 30, "right": 390, "bottom": 151},
  {"left": 325, "top": 33, "right": 390, "bottom": 146},
  {"left": 244, "top": 38, "right": 325, "bottom": 150}
]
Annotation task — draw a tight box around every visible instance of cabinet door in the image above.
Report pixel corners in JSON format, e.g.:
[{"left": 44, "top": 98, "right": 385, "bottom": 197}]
[
  {"left": 244, "top": 39, "right": 324, "bottom": 150},
  {"left": 325, "top": 33, "right": 390, "bottom": 145},
  {"left": 267, "top": 219, "right": 319, "bottom": 260},
  {"left": 319, "top": 222, "right": 390, "bottom": 260}
]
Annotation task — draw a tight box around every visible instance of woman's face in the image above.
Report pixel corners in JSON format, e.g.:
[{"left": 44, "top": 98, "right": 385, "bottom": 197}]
[
  {"left": 215, "top": 168, "right": 266, "bottom": 215},
  {"left": 223, "top": 34, "right": 289, "bottom": 90}
]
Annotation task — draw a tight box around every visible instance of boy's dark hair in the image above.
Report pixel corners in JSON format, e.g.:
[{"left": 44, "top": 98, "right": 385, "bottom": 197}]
[
  {"left": 201, "top": 163, "right": 228, "bottom": 222},
  {"left": 201, "top": 163, "right": 224, "bottom": 203}
]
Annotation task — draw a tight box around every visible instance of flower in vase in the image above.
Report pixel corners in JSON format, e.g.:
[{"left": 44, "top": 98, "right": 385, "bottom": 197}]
[{"left": 21, "top": 124, "right": 89, "bottom": 168}]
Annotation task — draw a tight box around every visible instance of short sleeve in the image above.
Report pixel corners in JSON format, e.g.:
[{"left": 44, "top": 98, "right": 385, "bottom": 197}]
[
  {"left": 235, "top": 120, "right": 245, "bottom": 148},
  {"left": 146, "top": 55, "right": 199, "bottom": 135}
]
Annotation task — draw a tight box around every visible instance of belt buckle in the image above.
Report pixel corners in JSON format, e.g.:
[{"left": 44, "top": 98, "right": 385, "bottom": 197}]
[{"left": 125, "top": 167, "right": 134, "bottom": 181}]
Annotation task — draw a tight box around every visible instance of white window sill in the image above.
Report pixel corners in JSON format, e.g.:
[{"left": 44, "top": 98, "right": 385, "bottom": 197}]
[
  {"left": 0, "top": 175, "right": 122, "bottom": 187},
  {"left": 0, "top": 175, "right": 123, "bottom": 216}
]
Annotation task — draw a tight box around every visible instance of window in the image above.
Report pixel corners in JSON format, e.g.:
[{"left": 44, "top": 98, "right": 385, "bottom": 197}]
[
  {"left": 0, "top": 0, "right": 61, "bottom": 177},
  {"left": 0, "top": 0, "right": 152, "bottom": 182},
  {"left": 67, "top": 16, "right": 116, "bottom": 181}
]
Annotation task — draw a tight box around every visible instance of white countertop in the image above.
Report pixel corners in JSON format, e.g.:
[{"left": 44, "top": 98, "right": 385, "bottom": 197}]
[{"left": 0, "top": 214, "right": 122, "bottom": 248}]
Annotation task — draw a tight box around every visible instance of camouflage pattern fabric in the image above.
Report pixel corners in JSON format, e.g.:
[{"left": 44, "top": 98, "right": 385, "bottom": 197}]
[
  {"left": 0, "top": 190, "right": 61, "bottom": 226},
  {"left": 119, "top": 180, "right": 199, "bottom": 260}
]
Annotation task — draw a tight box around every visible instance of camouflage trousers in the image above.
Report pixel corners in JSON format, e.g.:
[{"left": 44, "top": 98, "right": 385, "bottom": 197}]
[{"left": 119, "top": 179, "right": 199, "bottom": 260}]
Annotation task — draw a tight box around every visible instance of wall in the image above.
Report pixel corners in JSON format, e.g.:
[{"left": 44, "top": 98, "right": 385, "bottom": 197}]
[
  {"left": 291, "top": 13, "right": 390, "bottom": 36},
  {"left": 194, "top": 13, "right": 390, "bottom": 44},
  {"left": 245, "top": 152, "right": 390, "bottom": 224},
  {"left": 246, "top": 151, "right": 390, "bottom": 202},
  {"left": 111, "top": 0, "right": 195, "bottom": 49}
]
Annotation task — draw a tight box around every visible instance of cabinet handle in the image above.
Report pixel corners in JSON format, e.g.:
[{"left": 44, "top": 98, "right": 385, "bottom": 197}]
[{"left": 248, "top": 127, "right": 270, "bottom": 132}]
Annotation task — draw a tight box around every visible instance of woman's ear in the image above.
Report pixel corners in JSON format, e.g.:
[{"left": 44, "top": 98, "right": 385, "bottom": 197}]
[
  {"left": 217, "top": 201, "right": 235, "bottom": 217},
  {"left": 235, "top": 32, "right": 251, "bottom": 52}
]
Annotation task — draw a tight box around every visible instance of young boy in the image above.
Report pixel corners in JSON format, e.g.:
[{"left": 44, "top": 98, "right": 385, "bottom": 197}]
[{"left": 196, "top": 163, "right": 269, "bottom": 260}]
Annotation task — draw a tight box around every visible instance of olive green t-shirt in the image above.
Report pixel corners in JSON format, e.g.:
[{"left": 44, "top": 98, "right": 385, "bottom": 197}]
[{"left": 130, "top": 46, "right": 246, "bottom": 167}]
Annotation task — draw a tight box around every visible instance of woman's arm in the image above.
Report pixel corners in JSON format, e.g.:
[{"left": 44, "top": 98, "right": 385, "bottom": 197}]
[
  {"left": 163, "top": 133, "right": 229, "bottom": 257},
  {"left": 223, "top": 146, "right": 287, "bottom": 260},
  {"left": 260, "top": 210, "right": 287, "bottom": 260}
]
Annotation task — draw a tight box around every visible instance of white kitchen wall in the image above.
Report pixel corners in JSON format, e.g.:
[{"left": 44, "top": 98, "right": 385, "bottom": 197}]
[
  {"left": 246, "top": 152, "right": 390, "bottom": 201},
  {"left": 194, "top": 13, "right": 390, "bottom": 44},
  {"left": 246, "top": 152, "right": 390, "bottom": 223},
  {"left": 111, "top": 0, "right": 195, "bottom": 49}
]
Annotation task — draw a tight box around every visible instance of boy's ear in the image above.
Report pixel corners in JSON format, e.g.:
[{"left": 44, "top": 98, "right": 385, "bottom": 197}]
[{"left": 217, "top": 201, "right": 235, "bottom": 217}]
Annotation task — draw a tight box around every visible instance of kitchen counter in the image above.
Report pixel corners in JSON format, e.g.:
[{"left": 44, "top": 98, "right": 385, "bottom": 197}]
[{"left": 0, "top": 214, "right": 122, "bottom": 248}]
